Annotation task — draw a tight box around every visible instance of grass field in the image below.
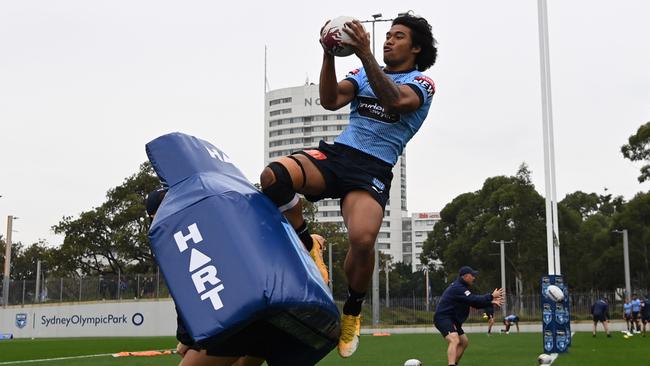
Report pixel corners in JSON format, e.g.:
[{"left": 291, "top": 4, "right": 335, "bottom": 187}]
[{"left": 0, "top": 332, "right": 647, "bottom": 365}]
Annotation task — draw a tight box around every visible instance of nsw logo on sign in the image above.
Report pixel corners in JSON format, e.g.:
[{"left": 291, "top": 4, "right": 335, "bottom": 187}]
[{"left": 15, "top": 313, "right": 28, "bottom": 329}]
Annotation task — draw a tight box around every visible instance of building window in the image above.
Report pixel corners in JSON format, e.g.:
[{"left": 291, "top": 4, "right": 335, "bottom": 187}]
[
  {"left": 269, "top": 108, "right": 292, "bottom": 116},
  {"left": 269, "top": 97, "right": 292, "bottom": 106}
]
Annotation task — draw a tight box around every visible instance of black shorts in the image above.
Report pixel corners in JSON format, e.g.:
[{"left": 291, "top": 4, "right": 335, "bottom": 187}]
[
  {"left": 624, "top": 314, "right": 632, "bottom": 321},
  {"left": 294, "top": 141, "right": 393, "bottom": 210},
  {"left": 191, "top": 319, "right": 334, "bottom": 366},
  {"left": 642, "top": 314, "right": 650, "bottom": 323},
  {"left": 592, "top": 315, "right": 607, "bottom": 323},
  {"left": 434, "top": 317, "right": 464, "bottom": 337},
  {"left": 632, "top": 311, "right": 640, "bottom": 321}
]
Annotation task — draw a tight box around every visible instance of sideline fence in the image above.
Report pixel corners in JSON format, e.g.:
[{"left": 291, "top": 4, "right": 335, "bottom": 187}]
[{"left": 1, "top": 275, "right": 646, "bottom": 326}]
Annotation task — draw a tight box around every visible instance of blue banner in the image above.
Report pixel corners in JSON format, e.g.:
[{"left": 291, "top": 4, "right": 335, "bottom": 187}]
[{"left": 541, "top": 275, "right": 571, "bottom": 353}]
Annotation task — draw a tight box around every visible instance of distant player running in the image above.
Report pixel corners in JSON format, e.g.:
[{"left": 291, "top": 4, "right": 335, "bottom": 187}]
[{"left": 259, "top": 13, "right": 438, "bottom": 358}]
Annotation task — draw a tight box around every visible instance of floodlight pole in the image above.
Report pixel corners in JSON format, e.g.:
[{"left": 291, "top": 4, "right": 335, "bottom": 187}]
[
  {"left": 492, "top": 240, "right": 513, "bottom": 317},
  {"left": 613, "top": 229, "right": 631, "bottom": 300},
  {"left": 537, "top": 0, "right": 561, "bottom": 275},
  {"left": 2, "top": 216, "right": 14, "bottom": 307},
  {"left": 35, "top": 260, "right": 42, "bottom": 303},
  {"left": 361, "top": 12, "right": 393, "bottom": 327}
]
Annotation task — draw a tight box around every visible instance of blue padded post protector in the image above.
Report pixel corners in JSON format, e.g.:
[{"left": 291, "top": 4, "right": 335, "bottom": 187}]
[{"left": 146, "top": 132, "right": 339, "bottom": 357}]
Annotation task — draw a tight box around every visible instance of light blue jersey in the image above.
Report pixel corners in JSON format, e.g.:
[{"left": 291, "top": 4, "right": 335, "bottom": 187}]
[
  {"left": 335, "top": 67, "right": 435, "bottom": 165},
  {"left": 624, "top": 302, "right": 632, "bottom": 315},
  {"left": 631, "top": 299, "right": 641, "bottom": 312}
]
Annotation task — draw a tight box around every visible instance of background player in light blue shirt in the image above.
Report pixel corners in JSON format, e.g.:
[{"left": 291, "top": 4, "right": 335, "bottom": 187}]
[
  {"left": 501, "top": 314, "right": 519, "bottom": 333},
  {"left": 624, "top": 300, "right": 633, "bottom": 333},
  {"left": 631, "top": 293, "right": 642, "bottom": 333}
]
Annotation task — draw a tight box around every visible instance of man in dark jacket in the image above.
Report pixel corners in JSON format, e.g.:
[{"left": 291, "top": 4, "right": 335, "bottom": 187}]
[
  {"left": 434, "top": 266, "right": 504, "bottom": 366},
  {"left": 591, "top": 297, "right": 611, "bottom": 337}
]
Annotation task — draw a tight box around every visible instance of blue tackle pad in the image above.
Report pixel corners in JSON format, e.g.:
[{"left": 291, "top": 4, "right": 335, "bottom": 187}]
[{"left": 146, "top": 132, "right": 340, "bottom": 354}]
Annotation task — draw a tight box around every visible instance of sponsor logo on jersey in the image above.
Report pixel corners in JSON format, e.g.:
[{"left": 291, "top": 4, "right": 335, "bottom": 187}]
[
  {"left": 464, "top": 290, "right": 471, "bottom": 296},
  {"left": 357, "top": 96, "right": 399, "bottom": 123},
  {"left": 414, "top": 76, "right": 435, "bottom": 98}
]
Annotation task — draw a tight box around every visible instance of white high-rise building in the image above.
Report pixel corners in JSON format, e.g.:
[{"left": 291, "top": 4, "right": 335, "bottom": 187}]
[
  {"left": 264, "top": 84, "right": 408, "bottom": 261},
  {"left": 403, "top": 212, "right": 441, "bottom": 269}
]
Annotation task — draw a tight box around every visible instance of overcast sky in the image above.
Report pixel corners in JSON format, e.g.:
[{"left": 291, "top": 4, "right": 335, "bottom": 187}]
[{"left": 1, "top": 0, "right": 648, "bottom": 247}]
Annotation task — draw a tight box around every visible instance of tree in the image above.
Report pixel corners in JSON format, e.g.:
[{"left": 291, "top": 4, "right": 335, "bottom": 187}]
[
  {"left": 9, "top": 241, "right": 56, "bottom": 280},
  {"left": 621, "top": 121, "right": 650, "bottom": 183},
  {"left": 0, "top": 237, "right": 23, "bottom": 280},
  {"left": 52, "top": 162, "right": 161, "bottom": 275},
  {"left": 421, "top": 164, "right": 547, "bottom": 294},
  {"left": 612, "top": 191, "right": 650, "bottom": 289}
]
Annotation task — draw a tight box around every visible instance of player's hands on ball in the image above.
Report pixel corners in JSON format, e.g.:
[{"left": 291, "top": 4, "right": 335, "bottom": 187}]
[
  {"left": 492, "top": 288, "right": 505, "bottom": 307},
  {"left": 340, "top": 20, "right": 371, "bottom": 57}
]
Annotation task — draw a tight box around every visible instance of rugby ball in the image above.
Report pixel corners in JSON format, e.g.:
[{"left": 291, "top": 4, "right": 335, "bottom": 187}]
[
  {"left": 537, "top": 353, "right": 552, "bottom": 365},
  {"left": 547, "top": 285, "right": 565, "bottom": 302},
  {"left": 320, "top": 16, "right": 357, "bottom": 57},
  {"left": 404, "top": 359, "right": 422, "bottom": 366}
]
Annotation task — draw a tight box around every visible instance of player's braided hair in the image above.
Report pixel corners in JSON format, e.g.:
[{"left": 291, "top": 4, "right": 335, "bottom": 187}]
[{"left": 392, "top": 14, "right": 437, "bottom": 71}]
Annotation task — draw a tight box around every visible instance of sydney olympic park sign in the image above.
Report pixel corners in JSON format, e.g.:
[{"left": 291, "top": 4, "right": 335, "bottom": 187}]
[{"left": 0, "top": 300, "right": 176, "bottom": 338}]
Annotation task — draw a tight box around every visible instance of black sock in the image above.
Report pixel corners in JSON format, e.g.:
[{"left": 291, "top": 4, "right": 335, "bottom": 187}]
[
  {"left": 295, "top": 221, "right": 313, "bottom": 251},
  {"left": 343, "top": 287, "right": 365, "bottom": 316}
]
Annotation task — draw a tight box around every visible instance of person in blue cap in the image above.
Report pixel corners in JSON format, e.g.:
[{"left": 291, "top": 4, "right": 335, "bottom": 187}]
[{"left": 434, "top": 266, "right": 504, "bottom": 366}]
